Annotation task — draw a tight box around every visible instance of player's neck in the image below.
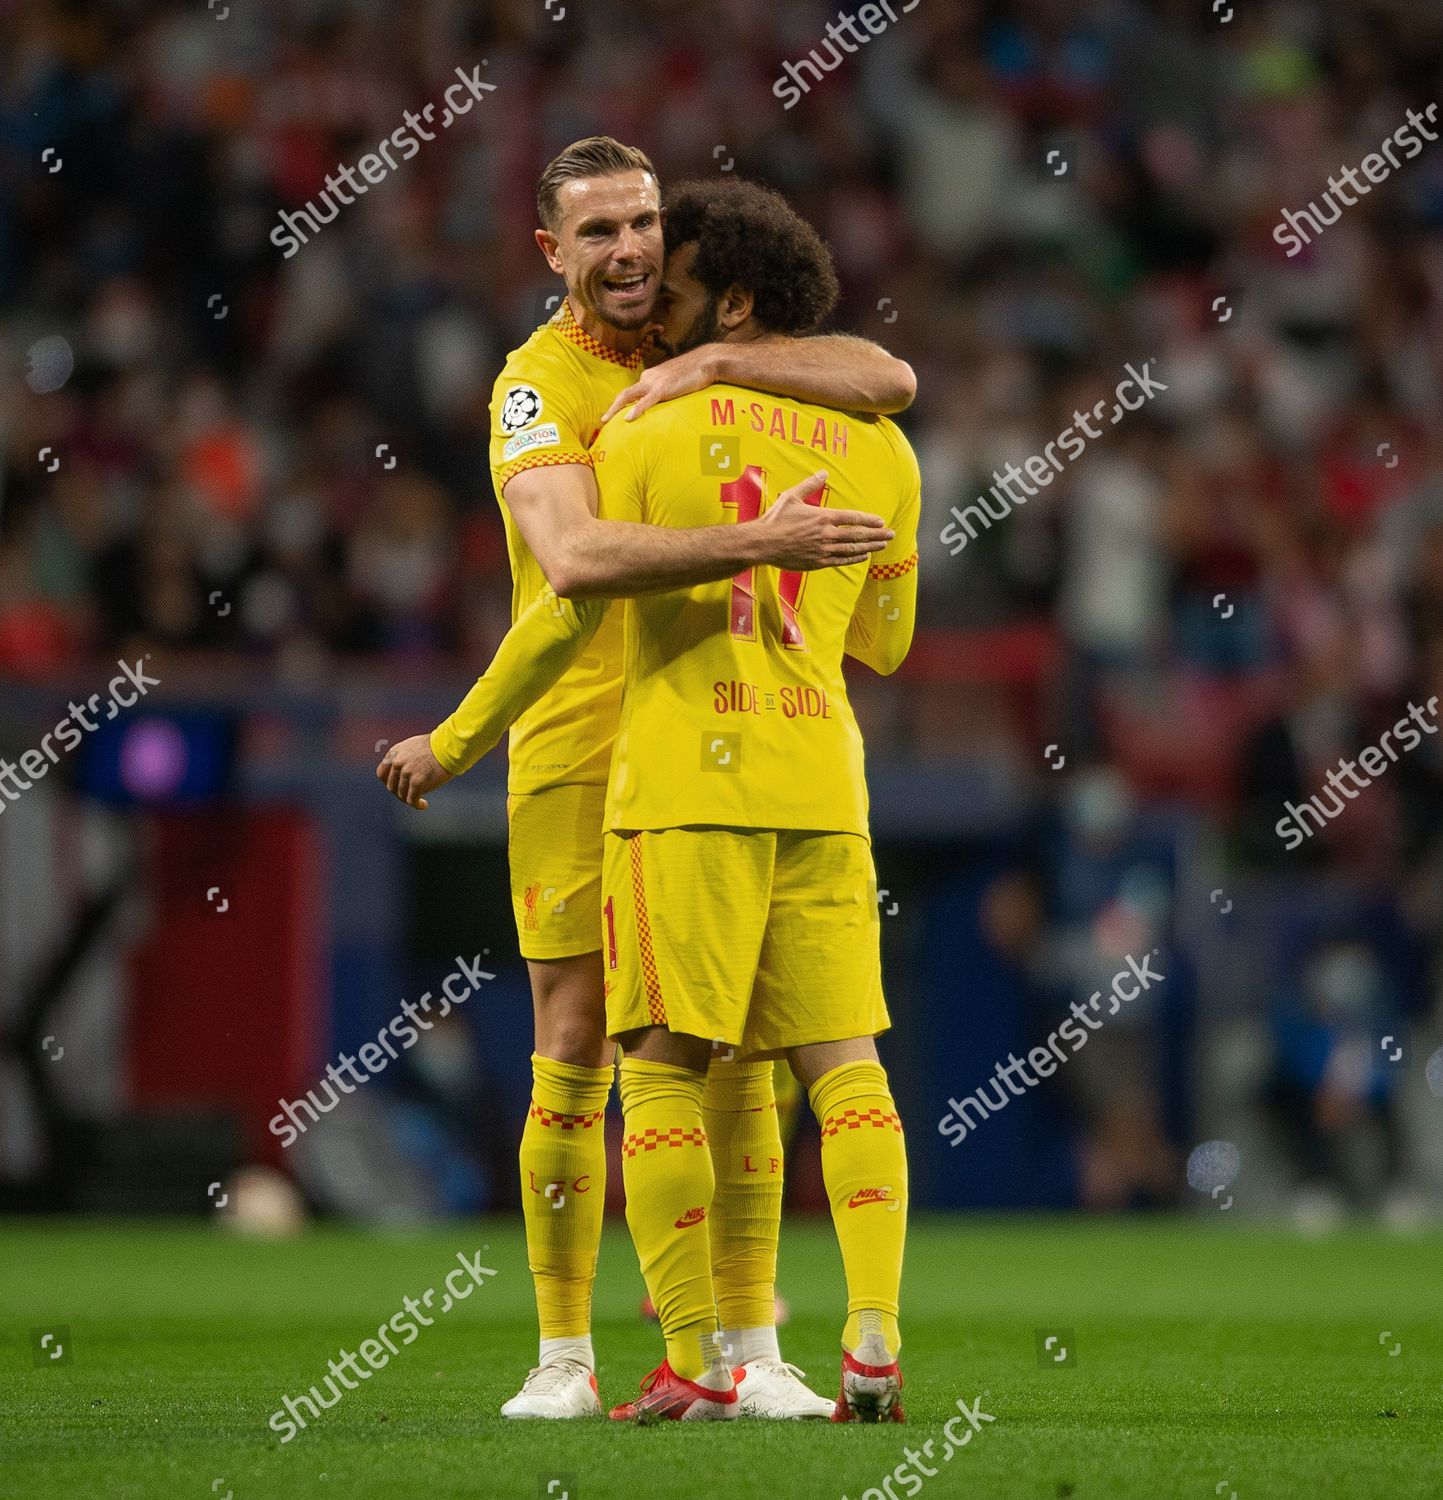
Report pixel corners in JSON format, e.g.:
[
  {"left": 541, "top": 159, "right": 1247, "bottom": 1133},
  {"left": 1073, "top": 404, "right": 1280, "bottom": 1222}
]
[{"left": 566, "top": 295, "right": 649, "bottom": 357}]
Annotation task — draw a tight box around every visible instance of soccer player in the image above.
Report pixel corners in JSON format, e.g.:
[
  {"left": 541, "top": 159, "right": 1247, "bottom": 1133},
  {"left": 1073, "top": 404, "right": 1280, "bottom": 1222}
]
[
  {"left": 378, "top": 138, "right": 914, "bottom": 1420},
  {"left": 382, "top": 177, "right": 919, "bottom": 1424}
]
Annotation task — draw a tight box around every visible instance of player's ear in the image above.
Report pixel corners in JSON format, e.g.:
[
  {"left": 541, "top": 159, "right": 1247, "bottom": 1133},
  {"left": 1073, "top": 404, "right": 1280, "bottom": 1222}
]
[
  {"left": 535, "top": 227, "right": 564, "bottom": 275},
  {"left": 717, "top": 283, "right": 753, "bottom": 331}
]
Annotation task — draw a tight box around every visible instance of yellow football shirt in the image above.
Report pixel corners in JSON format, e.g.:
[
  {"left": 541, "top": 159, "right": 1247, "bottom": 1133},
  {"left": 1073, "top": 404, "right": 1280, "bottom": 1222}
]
[
  {"left": 429, "top": 382, "right": 920, "bottom": 830},
  {"left": 458, "top": 299, "right": 641, "bottom": 792},
  {"left": 591, "top": 385, "right": 919, "bottom": 835}
]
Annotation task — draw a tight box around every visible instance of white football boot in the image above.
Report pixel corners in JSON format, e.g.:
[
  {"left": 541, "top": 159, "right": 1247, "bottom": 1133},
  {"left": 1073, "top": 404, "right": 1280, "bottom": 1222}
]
[
  {"left": 500, "top": 1358, "right": 601, "bottom": 1419},
  {"left": 732, "top": 1357, "right": 835, "bottom": 1418}
]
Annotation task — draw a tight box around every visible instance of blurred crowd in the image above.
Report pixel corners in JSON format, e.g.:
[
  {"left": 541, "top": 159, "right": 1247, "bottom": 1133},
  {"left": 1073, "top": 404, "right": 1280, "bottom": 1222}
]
[{"left": 6, "top": 0, "right": 1443, "bottom": 1214}]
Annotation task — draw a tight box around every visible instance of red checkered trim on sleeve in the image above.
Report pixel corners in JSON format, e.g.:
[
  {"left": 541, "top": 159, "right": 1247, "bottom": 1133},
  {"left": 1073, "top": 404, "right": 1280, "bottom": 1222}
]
[
  {"left": 821, "top": 1107, "right": 903, "bottom": 1138},
  {"left": 622, "top": 1125, "right": 709, "bottom": 1157},
  {"left": 867, "top": 551, "right": 918, "bottom": 582},
  {"left": 496, "top": 449, "right": 593, "bottom": 490},
  {"left": 628, "top": 835, "right": 667, "bottom": 1026},
  {"left": 528, "top": 1103, "right": 607, "bottom": 1131}
]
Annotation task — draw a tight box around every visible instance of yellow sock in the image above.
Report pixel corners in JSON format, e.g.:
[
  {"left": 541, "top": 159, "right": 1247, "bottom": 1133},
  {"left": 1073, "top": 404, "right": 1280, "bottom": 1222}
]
[
  {"left": 809, "top": 1060, "right": 907, "bottom": 1354},
  {"left": 772, "top": 1057, "right": 803, "bottom": 1150},
  {"left": 703, "top": 1060, "right": 782, "bottom": 1337},
  {"left": 519, "top": 1053, "right": 611, "bottom": 1344},
  {"left": 619, "top": 1056, "right": 718, "bottom": 1379}
]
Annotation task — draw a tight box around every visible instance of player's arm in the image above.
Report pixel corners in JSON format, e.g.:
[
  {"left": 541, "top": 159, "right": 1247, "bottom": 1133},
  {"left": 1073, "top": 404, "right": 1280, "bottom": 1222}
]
[
  {"left": 376, "top": 591, "right": 606, "bottom": 807},
  {"left": 845, "top": 439, "right": 921, "bottom": 676},
  {"left": 844, "top": 559, "right": 918, "bottom": 676},
  {"left": 602, "top": 334, "right": 916, "bottom": 423},
  {"left": 508, "top": 460, "right": 890, "bottom": 600}
]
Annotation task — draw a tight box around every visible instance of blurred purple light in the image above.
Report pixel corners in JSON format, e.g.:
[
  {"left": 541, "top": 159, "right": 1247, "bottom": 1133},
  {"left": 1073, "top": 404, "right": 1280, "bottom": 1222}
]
[{"left": 118, "top": 719, "right": 189, "bottom": 801}]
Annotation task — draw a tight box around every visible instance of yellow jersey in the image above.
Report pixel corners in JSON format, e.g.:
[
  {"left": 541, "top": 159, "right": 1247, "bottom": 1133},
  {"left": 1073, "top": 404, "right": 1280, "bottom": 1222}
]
[
  {"left": 592, "top": 385, "right": 919, "bottom": 835},
  {"left": 480, "top": 299, "right": 640, "bottom": 792},
  {"left": 431, "top": 381, "right": 921, "bottom": 833}
]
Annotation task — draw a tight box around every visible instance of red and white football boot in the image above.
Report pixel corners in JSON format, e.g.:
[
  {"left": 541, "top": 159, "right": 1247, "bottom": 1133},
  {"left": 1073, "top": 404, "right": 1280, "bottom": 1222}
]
[
  {"left": 608, "top": 1356, "right": 739, "bottom": 1424},
  {"left": 832, "top": 1327, "right": 905, "bottom": 1424}
]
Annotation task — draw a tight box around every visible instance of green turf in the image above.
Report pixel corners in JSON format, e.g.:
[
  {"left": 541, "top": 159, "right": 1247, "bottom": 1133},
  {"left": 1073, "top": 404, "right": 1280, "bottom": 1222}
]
[{"left": 2, "top": 1216, "right": 1439, "bottom": 1498}]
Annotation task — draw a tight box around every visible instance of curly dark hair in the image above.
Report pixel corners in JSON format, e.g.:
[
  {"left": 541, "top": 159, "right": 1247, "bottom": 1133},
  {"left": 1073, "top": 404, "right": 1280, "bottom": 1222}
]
[{"left": 662, "top": 178, "right": 839, "bottom": 335}]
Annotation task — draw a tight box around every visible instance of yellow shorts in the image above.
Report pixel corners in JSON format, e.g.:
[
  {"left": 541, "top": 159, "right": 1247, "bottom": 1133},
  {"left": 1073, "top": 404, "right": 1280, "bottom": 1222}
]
[
  {"left": 601, "top": 826, "right": 889, "bottom": 1054},
  {"left": 506, "top": 783, "right": 606, "bottom": 960}
]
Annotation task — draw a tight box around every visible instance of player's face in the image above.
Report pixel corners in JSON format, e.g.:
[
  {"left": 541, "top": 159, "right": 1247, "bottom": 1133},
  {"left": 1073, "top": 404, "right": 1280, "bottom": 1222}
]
[
  {"left": 651, "top": 242, "right": 721, "bottom": 358},
  {"left": 548, "top": 170, "right": 664, "bottom": 331}
]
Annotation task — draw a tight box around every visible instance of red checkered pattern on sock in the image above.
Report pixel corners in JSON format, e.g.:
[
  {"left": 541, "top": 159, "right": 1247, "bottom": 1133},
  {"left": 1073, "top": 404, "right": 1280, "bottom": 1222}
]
[
  {"left": 528, "top": 1103, "right": 607, "bottom": 1130},
  {"left": 622, "top": 1125, "right": 709, "bottom": 1157},
  {"left": 820, "top": 1107, "right": 902, "bottom": 1138}
]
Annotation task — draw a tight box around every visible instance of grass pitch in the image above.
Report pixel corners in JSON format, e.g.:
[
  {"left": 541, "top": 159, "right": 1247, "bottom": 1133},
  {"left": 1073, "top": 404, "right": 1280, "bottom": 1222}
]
[{"left": 2, "top": 1216, "right": 1439, "bottom": 1499}]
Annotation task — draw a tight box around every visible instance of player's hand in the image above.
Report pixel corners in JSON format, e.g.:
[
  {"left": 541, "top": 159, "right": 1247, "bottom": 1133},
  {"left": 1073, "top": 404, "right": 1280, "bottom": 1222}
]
[
  {"left": 601, "top": 345, "right": 719, "bottom": 423},
  {"left": 754, "top": 471, "right": 894, "bottom": 571},
  {"left": 377, "top": 735, "right": 452, "bottom": 811}
]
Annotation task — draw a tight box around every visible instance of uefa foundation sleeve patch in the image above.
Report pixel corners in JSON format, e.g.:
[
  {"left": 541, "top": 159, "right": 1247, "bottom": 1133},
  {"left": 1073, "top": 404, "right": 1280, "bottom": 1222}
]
[{"left": 502, "top": 422, "right": 561, "bottom": 461}]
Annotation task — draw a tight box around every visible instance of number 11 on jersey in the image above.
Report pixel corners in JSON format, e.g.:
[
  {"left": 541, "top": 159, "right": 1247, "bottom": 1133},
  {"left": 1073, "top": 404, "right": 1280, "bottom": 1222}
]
[{"left": 720, "top": 465, "right": 827, "bottom": 651}]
